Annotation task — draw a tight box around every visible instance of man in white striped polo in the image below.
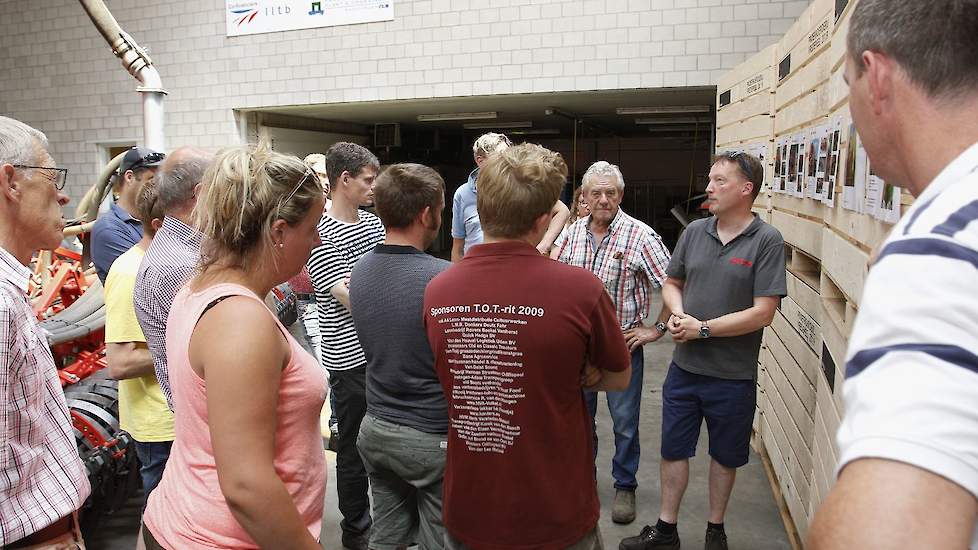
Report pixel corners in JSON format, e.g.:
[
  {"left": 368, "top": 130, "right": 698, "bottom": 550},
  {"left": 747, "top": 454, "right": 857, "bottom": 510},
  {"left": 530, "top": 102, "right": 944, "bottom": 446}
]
[
  {"left": 307, "top": 141, "right": 384, "bottom": 550},
  {"left": 808, "top": 1, "right": 978, "bottom": 548}
]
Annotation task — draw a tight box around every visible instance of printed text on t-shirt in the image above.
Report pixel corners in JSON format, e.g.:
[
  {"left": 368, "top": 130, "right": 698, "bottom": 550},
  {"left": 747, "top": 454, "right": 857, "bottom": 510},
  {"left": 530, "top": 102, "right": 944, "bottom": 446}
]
[{"left": 434, "top": 308, "right": 541, "bottom": 454}]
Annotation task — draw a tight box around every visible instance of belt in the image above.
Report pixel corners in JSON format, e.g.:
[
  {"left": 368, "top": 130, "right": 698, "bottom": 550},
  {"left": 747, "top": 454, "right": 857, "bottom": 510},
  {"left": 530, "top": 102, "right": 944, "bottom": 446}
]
[{"left": 6, "top": 515, "right": 74, "bottom": 548}]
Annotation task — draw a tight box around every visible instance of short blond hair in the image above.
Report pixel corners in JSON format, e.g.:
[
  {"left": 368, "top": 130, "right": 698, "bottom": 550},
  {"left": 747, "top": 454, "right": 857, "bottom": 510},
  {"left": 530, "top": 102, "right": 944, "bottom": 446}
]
[
  {"left": 472, "top": 132, "right": 511, "bottom": 159},
  {"left": 477, "top": 143, "right": 567, "bottom": 239}
]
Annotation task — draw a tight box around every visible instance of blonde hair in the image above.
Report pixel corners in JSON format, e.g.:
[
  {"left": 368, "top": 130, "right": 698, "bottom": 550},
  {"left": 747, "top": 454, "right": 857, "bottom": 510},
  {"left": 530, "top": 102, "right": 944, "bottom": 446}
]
[
  {"left": 472, "top": 132, "right": 511, "bottom": 159},
  {"left": 194, "top": 140, "right": 322, "bottom": 269},
  {"left": 477, "top": 143, "right": 567, "bottom": 239}
]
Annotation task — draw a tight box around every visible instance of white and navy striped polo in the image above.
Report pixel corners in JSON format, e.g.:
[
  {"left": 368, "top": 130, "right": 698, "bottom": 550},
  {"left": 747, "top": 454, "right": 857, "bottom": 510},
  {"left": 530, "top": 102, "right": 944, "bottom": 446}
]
[{"left": 838, "top": 142, "right": 978, "bottom": 543}]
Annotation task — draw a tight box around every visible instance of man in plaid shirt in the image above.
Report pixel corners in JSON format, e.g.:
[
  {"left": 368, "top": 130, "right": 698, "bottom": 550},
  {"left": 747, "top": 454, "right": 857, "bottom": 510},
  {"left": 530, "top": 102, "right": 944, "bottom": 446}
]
[
  {"left": 0, "top": 116, "right": 90, "bottom": 548},
  {"left": 556, "top": 160, "right": 671, "bottom": 525}
]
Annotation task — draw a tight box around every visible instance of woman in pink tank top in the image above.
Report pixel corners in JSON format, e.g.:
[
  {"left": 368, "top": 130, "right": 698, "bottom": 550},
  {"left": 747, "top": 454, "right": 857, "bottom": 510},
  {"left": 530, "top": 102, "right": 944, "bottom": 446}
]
[{"left": 143, "top": 142, "right": 327, "bottom": 549}]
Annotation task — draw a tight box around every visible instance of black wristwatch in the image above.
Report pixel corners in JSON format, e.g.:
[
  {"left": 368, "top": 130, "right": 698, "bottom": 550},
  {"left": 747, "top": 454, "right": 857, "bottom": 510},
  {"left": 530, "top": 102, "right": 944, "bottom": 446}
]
[
  {"left": 655, "top": 321, "right": 667, "bottom": 334},
  {"left": 699, "top": 321, "right": 711, "bottom": 339}
]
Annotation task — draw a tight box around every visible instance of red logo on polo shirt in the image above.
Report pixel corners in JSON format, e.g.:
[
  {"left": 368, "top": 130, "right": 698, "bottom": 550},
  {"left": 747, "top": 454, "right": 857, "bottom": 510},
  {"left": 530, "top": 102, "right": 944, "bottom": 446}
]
[{"left": 730, "top": 257, "right": 753, "bottom": 267}]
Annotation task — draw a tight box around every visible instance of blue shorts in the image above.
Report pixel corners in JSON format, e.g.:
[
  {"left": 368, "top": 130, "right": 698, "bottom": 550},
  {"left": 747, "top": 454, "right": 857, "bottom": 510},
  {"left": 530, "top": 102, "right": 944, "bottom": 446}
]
[{"left": 660, "top": 363, "right": 756, "bottom": 468}]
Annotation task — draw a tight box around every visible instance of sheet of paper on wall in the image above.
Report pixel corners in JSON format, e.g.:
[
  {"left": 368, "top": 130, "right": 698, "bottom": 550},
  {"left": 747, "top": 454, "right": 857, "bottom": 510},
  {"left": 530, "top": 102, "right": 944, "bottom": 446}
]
[
  {"left": 813, "top": 123, "right": 830, "bottom": 202},
  {"left": 841, "top": 118, "right": 865, "bottom": 212},
  {"left": 794, "top": 132, "right": 807, "bottom": 198},
  {"left": 864, "top": 161, "right": 882, "bottom": 218},
  {"left": 772, "top": 137, "right": 783, "bottom": 193},
  {"left": 875, "top": 178, "right": 901, "bottom": 223},
  {"left": 748, "top": 141, "right": 769, "bottom": 193},
  {"left": 805, "top": 127, "right": 820, "bottom": 199},
  {"left": 853, "top": 134, "right": 870, "bottom": 214},
  {"left": 822, "top": 116, "right": 842, "bottom": 208}
]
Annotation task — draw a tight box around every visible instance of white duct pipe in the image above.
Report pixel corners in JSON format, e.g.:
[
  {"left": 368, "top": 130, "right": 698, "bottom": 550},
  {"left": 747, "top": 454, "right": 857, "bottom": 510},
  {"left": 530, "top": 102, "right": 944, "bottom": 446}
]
[{"left": 78, "top": 0, "right": 167, "bottom": 151}]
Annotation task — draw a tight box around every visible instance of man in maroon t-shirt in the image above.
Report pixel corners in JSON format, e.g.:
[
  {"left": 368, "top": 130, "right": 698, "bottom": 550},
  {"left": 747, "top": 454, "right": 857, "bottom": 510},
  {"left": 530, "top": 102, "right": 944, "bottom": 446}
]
[{"left": 425, "top": 144, "right": 632, "bottom": 550}]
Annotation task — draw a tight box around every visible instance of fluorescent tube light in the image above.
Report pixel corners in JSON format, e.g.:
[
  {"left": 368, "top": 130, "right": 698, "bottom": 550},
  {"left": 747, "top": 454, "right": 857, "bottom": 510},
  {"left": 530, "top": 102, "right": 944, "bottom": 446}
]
[
  {"left": 462, "top": 121, "right": 532, "bottom": 130},
  {"left": 417, "top": 112, "right": 497, "bottom": 122},
  {"left": 616, "top": 105, "right": 712, "bottom": 115}
]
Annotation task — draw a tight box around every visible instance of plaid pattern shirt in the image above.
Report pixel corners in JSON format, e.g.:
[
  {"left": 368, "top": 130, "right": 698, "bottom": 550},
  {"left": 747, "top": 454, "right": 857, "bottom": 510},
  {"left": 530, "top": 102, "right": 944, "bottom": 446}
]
[
  {"left": 556, "top": 208, "right": 671, "bottom": 329},
  {"left": 1, "top": 246, "right": 90, "bottom": 545},
  {"left": 135, "top": 216, "right": 203, "bottom": 409}
]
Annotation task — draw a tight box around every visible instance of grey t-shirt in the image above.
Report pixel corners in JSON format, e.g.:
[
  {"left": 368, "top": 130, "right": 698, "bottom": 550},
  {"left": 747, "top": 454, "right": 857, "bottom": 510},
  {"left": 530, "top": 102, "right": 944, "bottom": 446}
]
[
  {"left": 350, "top": 244, "right": 451, "bottom": 434},
  {"left": 667, "top": 215, "right": 786, "bottom": 380}
]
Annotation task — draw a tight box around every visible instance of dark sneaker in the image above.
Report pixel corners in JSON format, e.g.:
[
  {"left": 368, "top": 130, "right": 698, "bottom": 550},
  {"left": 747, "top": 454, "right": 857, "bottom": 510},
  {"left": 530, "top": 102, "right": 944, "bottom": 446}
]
[
  {"left": 619, "top": 525, "right": 680, "bottom": 550},
  {"left": 341, "top": 530, "right": 369, "bottom": 550},
  {"left": 612, "top": 489, "right": 637, "bottom": 524},
  {"left": 704, "top": 528, "right": 728, "bottom": 550}
]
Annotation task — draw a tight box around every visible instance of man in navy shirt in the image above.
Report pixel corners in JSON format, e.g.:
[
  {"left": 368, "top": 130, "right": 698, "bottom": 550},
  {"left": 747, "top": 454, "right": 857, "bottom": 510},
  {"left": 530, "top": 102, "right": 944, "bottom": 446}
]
[{"left": 91, "top": 147, "right": 163, "bottom": 283}]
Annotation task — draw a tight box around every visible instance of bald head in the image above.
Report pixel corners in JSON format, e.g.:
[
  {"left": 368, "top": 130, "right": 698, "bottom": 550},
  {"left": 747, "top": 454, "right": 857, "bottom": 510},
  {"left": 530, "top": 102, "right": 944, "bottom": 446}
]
[{"left": 156, "top": 146, "right": 213, "bottom": 218}]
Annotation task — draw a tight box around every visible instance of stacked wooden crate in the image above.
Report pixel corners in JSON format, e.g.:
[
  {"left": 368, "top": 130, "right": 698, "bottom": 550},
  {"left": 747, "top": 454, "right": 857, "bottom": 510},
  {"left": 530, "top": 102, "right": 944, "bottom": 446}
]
[
  {"left": 715, "top": 44, "right": 777, "bottom": 224},
  {"left": 712, "top": 0, "right": 914, "bottom": 542}
]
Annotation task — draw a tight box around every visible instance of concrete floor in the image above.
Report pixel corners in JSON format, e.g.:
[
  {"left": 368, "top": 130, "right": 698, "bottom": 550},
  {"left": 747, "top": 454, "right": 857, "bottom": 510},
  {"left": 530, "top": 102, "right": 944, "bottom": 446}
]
[{"left": 88, "top": 322, "right": 790, "bottom": 550}]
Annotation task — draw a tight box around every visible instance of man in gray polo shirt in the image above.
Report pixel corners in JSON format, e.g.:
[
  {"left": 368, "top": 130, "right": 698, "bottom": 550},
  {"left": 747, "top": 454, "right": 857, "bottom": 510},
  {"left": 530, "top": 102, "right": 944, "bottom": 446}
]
[
  {"left": 621, "top": 152, "right": 785, "bottom": 550},
  {"left": 350, "top": 163, "right": 451, "bottom": 550}
]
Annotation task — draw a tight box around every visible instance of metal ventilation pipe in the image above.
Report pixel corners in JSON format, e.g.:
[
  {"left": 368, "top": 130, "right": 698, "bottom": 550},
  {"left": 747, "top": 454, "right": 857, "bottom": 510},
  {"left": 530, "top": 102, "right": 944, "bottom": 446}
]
[{"left": 78, "top": 0, "right": 167, "bottom": 151}]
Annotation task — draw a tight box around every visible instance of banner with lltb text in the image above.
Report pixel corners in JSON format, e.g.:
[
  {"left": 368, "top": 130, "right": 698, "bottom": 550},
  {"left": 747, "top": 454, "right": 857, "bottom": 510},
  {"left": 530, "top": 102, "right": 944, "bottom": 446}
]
[{"left": 226, "top": 0, "right": 393, "bottom": 37}]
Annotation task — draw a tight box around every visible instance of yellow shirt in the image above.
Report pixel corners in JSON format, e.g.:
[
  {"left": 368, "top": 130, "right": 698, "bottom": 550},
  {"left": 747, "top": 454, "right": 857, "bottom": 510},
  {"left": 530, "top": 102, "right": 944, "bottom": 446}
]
[{"left": 105, "top": 246, "right": 175, "bottom": 442}]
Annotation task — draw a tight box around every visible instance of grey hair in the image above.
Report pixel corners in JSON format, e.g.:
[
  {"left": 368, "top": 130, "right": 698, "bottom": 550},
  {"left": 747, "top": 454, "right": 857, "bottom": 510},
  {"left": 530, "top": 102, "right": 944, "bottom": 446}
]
[
  {"left": 157, "top": 147, "right": 212, "bottom": 215},
  {"left": 0, "top": 115, "right": 48, "bottom": 167},
  {"left": 472, "top": 132, "right": 511, "bottom": 158},
  {"left": 848, "top": 0, "right": 978, "bottom": 102},
  {"left": 582, "top": 161, "right": 625, "bottom": 190}
]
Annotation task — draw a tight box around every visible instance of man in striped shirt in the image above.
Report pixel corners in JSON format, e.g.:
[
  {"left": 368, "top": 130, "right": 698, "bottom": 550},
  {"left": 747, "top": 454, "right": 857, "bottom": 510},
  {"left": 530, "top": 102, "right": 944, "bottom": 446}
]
[
  {"left": 134, "top": 147, "right": 213, "bottom": 408},
  {"left": 808, "top": 1, "right": 978, "bottom": 549},
  {"left": 0, "top": 116, "right": 90, "bottom": 548},
  {"left": 307, "top": 142, "right": 385, "bottom": 550},
  {"left": 555, "top": 161, "right": 672, "bottom": 525}
]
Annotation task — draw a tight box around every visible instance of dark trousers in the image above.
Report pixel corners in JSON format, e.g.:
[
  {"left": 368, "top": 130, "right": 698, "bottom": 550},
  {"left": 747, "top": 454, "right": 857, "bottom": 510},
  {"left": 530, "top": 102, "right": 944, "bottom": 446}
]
[
  {"left": 133, "top": 440, "right": 173, "bottom": 499},
  {"left": 330, "top": 366, "right": 372, "bottom": 536}
]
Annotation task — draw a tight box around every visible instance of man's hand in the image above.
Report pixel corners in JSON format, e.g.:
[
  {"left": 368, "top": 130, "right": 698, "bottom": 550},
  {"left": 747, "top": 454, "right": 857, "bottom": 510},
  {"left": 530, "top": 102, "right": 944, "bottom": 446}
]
[
  {"left": 581, "top": 364, "right": 602, "bottom": 387},
  {"left": 623, "top": 325, "right": 665, "bottom": 351},
  {"left": 668, "top": 313, "right": 703, "bottom": 343}
]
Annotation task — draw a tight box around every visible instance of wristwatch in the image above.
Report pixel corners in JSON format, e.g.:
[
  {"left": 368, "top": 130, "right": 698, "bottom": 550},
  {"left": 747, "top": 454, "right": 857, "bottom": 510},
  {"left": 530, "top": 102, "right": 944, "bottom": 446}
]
[
  {"left": 655, "top": 321, "right": 667, "bottom": 334},
  {"left": 699, "top": 321, "right": 711, "bottom": 339}
]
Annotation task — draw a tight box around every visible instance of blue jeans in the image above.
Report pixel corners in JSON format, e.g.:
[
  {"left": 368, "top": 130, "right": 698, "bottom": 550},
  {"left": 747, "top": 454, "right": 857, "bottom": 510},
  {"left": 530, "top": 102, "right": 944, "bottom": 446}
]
[
  {"left": 133, "top": 440, "right": 173, "bottom": 497},
  {"left": 585, "top": 347, "right": 644, "bottom": 490}
]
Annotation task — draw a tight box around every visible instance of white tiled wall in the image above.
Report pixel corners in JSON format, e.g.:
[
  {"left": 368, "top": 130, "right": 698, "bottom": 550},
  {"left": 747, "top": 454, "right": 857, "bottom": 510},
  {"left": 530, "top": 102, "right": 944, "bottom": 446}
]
[{"left": 0, "top": 0, "right": 809, "bottom": 201}]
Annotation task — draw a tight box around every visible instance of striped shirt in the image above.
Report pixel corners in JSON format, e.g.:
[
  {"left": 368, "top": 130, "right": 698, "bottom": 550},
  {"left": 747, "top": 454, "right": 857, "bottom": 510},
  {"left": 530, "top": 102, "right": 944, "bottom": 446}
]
[
  {"left": 837, "top": 142, "right": 978, "bottom": 548},
  {"left": 556, "top": 208, "right": 671, "bottom": 329},
  {"left": 307, "top": 211, "right": 385, "bottom": 371},
  {"left": 134, "top": 216, "right": 202, "bottom": 408},
  {"left": 1, "top": 246, "right": 90, "bottom": 545}
]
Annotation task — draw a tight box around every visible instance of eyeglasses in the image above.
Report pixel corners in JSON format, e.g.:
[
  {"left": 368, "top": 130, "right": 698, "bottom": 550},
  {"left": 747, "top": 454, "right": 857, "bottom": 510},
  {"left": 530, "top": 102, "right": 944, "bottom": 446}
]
[
  {"left": 13, "top": 165, "right": 68, "bottom": 190},
  {"left": 138, "top": 152, "right": 166, "bottom": 165},
  {"left": 723, "top": 151, "right": 755, "bottom": 183}
]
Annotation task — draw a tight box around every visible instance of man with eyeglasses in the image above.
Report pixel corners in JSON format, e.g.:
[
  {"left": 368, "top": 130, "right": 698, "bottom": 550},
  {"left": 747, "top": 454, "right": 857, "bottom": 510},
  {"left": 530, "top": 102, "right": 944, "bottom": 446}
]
[
  {"left": 620, "top": 151, "right": 785, "bottom": 550},
  {"left": 0, "top": 115, "right": 91, "bottom": 548},
  {"left": 92, "top": 146, "right": 164, "bottom": 284}
]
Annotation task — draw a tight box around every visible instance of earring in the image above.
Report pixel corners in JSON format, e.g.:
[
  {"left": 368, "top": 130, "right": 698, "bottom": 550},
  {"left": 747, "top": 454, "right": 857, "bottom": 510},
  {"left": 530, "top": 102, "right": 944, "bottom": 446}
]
[{"left": 277, "top": 243, "right": 284, "bottom": 248}]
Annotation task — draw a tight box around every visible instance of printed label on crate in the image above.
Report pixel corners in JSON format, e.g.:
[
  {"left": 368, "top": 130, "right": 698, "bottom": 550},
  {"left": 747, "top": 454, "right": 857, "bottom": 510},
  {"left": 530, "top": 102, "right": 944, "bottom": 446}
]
[
  {"left": 808, "top": 18, "right": 832, "bottom": 54},
  {"left": 745, "top": 73, "right": 766, "bottom": 96},
  {"left": 796, "top": 308, "right": 821, "bottom": 353}
]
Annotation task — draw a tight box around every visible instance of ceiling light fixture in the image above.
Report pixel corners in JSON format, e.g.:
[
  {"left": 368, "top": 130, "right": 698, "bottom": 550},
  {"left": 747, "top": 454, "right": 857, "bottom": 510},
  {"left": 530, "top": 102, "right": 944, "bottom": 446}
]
[
  {"left": 462, "top": 121, "right": 533, "bottom": 130},
  {"left": 635, "top": 117, "right": 712, "bottom": 125},
  {"left": 616, "top": 105, "right": 712, "bottom": 115},
  {"left": 417, "top": 111, "right": 497, "bottom": 122},
  {"left": 509, "top": 128, "right": 560, "bottom": 135}
]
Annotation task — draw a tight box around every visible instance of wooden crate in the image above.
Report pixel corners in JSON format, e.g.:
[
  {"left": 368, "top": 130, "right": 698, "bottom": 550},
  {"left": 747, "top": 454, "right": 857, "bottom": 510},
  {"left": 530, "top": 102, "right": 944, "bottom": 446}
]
[
  {"left": 819, "top": 226, "right": 869, "bottom": 307},
  {"left": 787, "top": 270, "right": 822, "bottom": 326},
  {"left": 773, "top": 210, "right": 823, "bottom": 260},
  {"left": 758, "top": 397, "right": 811, "bottom": 538},
  {"left": 717, "top": 44, "right": 778, "bottom": 130}
]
